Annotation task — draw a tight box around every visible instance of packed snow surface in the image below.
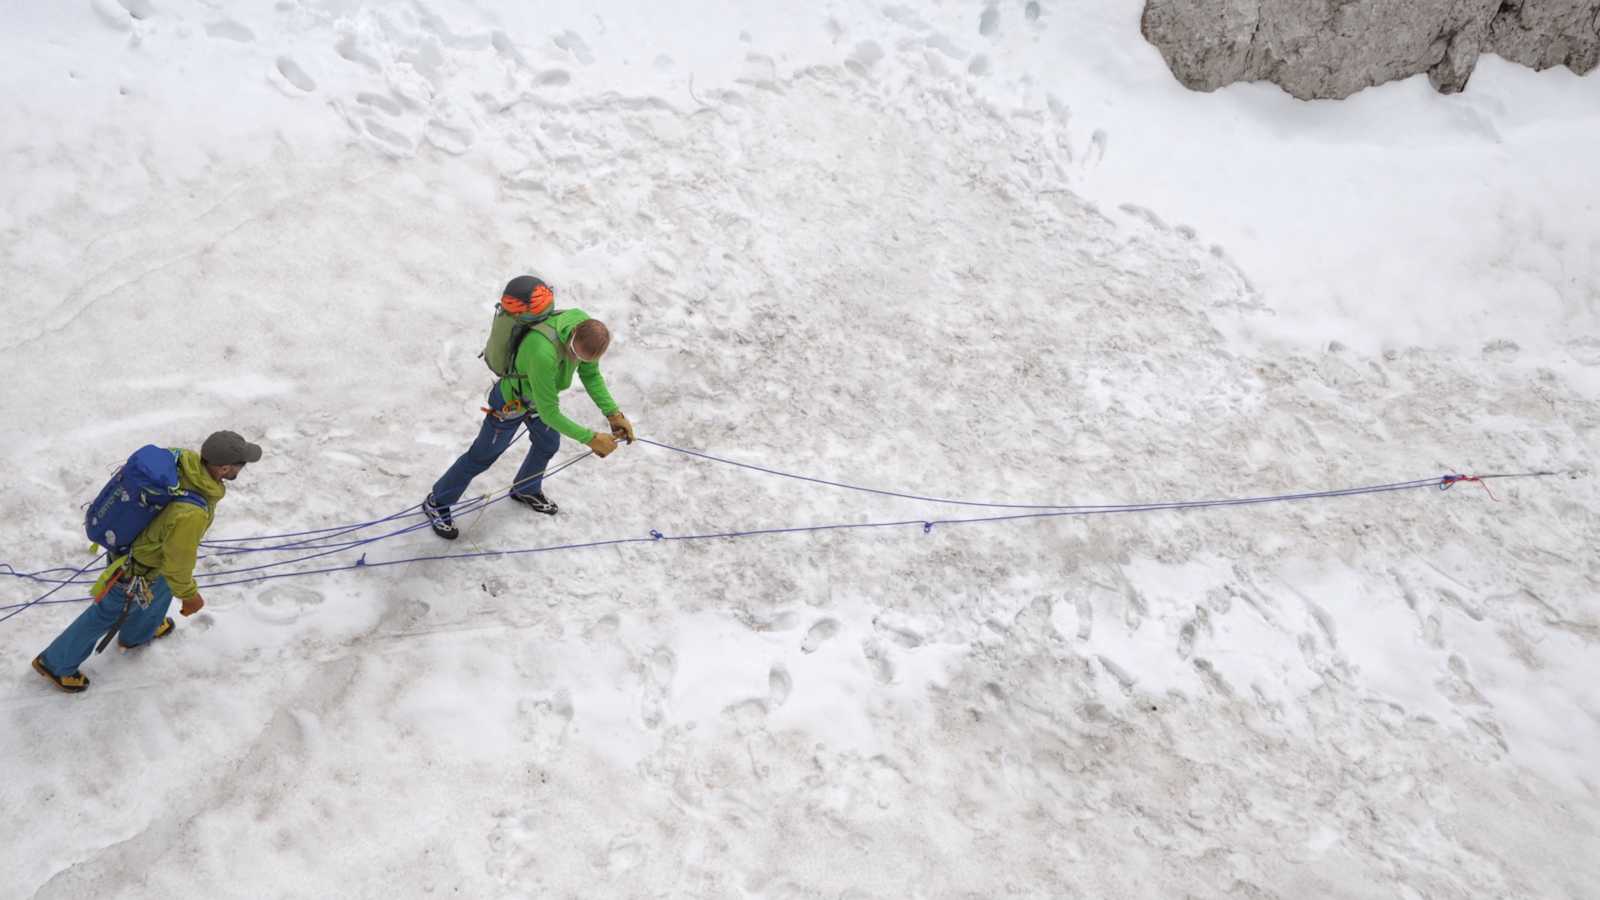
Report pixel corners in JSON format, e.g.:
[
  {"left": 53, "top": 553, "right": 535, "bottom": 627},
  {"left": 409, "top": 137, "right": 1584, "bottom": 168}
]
[{"left": 2, "top": 1, "right": 1597, "bottom": 898}]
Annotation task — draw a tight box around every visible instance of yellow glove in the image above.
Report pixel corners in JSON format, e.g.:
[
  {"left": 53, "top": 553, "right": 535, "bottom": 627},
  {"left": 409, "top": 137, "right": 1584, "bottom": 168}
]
[
  {"left": 606, "top": 411, "right": 635, "bottom": 444},
  {"left": 588, "top": 432, "right": 619, "bottom": 458}
]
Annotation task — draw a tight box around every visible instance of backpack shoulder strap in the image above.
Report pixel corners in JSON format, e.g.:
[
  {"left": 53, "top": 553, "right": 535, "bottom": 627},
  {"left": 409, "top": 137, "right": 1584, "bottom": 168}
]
[{"left": 529, "top": 317, "right": 562, "bottom": 349}]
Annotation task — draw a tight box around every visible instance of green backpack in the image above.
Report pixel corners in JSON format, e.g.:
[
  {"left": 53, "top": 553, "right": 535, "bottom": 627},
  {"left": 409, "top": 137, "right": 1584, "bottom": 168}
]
[{"left": 482, "top": 305, "right": 562, "bottom": 376}]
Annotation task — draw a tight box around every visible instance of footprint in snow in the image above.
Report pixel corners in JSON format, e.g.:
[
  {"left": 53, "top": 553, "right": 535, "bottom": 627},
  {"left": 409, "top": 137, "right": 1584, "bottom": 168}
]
[
  {"left": 1193, "top": 658, "right": 1234, "bottom": 697},
  {"left": 91, "top": 0, "right": 136, "bottom": 30},
  {"left": 1567, "top": 336, "right": 1600, "bottom": 366},
  {"left": 1074, "top": 595, "right": 1094, "bottom": 639},
  {"left": 519, "top": 689, "right": 573, "bottom": 755},
  {"left": 925, "top": 33, "right": 967, "bottom": 61},
  {"left": 801, "top": 618, "right": 839, "bottom": 653},
  {"left": 862, "top": 640, "right": 895, "bottom": 685},
  {"left": 357, "top": 92, "right": 404, "bottom": 116},
  {"left": 485, "top": 812, "right": 543, "bottom": 886},
  {"left": 251, "top": 585, "right": 325, "bottom": 625},
  {"left": 606, "top": 838, "right": 643, "bottom": 874},
  {"left": 882, "top": 5, "right": 931, "bottom": 30},
  {"left": 872, "top": 617, "right": 925, "bottom": 649},
  {"left": 490, "top": 30, "right": 526, "bottom": 66},
  {"left": 364, "top": 119, "right": 414, "bottom": 155},
  {"left": 1097, "top": 654, "right": 1136, "bottom": 694},
  {"left": 1086, "top": 128, "right": 1108, "bottom": 167},
  {"left": 553, "top": 31, "right": 594, "bottom": 65},
  {"left": 425, "top": 121, "right": 475, "bottom": 155},
  {"left": 204, "top": 20, "right": 253, "bottom": 42},
  {"left": 583, "top": 612, "right": 620, "bottom": 643},
  {"left": 736, "top": 53, "right": 779, "bottom": 89},
  {"left": 767, "top": 664, "right": 792, "bottom": 708},
  {"left": 844, "top": 42, "right": 883, "bottom": 77},
  {"left": 640, "top": 646, "right": 675, "bottom": 730},
  {"left": 979, "top": 4, "right": 1000, "bottom": 36},
  {"left": 275, "top": 57, "right": 317, "bottom": 93},
  {"left": 722, "top": 698, "right": 769, "bottom": 730},
  {"left": 336, "top": 35, "right": 381, "bottom": 72}
]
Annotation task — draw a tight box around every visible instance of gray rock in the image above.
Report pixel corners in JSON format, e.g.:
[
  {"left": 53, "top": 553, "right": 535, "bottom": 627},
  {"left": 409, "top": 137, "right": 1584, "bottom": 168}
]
[
  {"left": 1141, "top": 0, "right": 1599, "bottom": 100},
  {"left": 1490, "top": 0, "right": 1600, "bottom": 73}
]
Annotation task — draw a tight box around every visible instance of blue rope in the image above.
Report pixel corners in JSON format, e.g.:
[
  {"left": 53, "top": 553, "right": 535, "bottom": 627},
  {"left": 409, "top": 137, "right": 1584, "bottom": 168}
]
[
  {"left": 195, "top": 420, "right": 551, "bottom": 547},
  {"left": 1, "top": 433, "right": 1558, "bottom": 619},
  {"left": 635, "top": 438, "right": 1102, "bottom": 509},
  {"left": 201, "top": 452, "right": 589, "bottom": 556},
  {"left": 0, "top": 472, "right": 1503, "bottom": 615},
  {"left": 198, "top": 502, "right": 426, "bottom": 545},
  {"left": 633, "top": 439, "right": 1482, "bottom": 510},
  {"left": 0, "top": 447, "right": 590, "bottom": 593},
  {"left": 0, "top": 552, "right": 105, "bottom": 624},
  {"left": 0, "top": 492, "right": 491, "bottom": 589}
]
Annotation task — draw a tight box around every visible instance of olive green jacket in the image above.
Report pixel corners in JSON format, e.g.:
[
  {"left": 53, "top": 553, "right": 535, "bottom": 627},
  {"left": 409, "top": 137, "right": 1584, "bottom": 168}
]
[{"left": 125, "top": 450, "right": 225, "bottom": 600}]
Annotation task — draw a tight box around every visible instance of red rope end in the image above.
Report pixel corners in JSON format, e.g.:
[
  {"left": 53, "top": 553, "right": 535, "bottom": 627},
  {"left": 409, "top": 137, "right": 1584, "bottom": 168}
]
[{"left": 1441, "top": 474, "right": 1498, "bottom": 501}]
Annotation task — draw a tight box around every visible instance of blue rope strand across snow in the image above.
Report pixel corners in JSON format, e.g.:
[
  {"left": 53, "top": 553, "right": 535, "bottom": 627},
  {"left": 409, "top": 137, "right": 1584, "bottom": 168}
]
[
  {"left": 0, "top": 552, "right": 105, "bottom": 624},
  {"left": 0, "top": 438, "right": 1558, "bottom": 619},
  {"left": 0, "top": 446, "right": 593, "bottom": 590}
]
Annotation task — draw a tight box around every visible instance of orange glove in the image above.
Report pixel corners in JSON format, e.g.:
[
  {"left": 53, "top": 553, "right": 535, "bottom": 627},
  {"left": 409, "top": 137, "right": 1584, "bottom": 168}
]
[
  {"left": 587, "top": 433, "right": 619, "bottom": 458},
  {"left": 606, "top": 412, "right": 635, "bottom": 444},
  {"left": 180, "top": 593, "right": 205, "bottom": 617}
]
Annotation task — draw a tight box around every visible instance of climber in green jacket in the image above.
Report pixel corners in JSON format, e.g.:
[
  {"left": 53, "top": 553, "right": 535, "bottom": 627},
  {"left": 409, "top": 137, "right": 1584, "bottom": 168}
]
[{"left": 423, "top": 276, "right": 634, "bottom": 539}]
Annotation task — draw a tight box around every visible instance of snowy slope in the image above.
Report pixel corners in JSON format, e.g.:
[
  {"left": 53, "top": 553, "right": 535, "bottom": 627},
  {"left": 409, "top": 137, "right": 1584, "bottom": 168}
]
[{"left": 2, "top": 2, "right": 1597, "bottom": 898}]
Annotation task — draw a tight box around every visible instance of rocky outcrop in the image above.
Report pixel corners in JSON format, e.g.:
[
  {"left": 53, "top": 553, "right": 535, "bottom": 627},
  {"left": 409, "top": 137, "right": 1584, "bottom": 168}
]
[
  {"left": 1141, "top": 0, "right": 1600, "bottom": 100},
  {"left": 1490, "top": 0, "right": 1600, "bottom": 72}
]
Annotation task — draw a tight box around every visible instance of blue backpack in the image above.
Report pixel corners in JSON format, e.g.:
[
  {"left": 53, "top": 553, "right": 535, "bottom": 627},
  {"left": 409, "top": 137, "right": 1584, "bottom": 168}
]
[{"left": 84, "top": 445, "right": 207, "bottom": 556}]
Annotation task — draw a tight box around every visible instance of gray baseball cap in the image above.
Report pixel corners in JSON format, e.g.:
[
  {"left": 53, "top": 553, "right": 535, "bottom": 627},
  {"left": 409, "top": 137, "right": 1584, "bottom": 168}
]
[{"left": 201, "top": 430, "right": 263, "bottom": 466}]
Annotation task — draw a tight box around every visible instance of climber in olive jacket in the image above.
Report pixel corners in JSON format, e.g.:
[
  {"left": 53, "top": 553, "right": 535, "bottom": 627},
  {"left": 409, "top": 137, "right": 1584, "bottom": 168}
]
[{"left": 32, "top": 431, "right": 262, "bottom": 693}]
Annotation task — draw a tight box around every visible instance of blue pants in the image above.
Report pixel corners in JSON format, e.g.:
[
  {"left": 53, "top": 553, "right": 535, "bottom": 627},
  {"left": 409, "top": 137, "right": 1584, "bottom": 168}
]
[
  {"left": 430, "top": 385, "right": 562, "bottom": 508},
  {"left": 39, "top": 574, "right": 174, "bottom": 677}
]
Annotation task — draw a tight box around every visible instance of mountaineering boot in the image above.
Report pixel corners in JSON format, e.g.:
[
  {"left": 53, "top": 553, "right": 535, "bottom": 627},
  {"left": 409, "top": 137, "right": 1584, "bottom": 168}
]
[
  {"left": 423, "top": 494, "right": 459, "bottom": 540},
  {"left": 32, "top": 655, "right": 89, "bottom": 693},
  {"left": 510, "top": 491, "right": 559, "bottom": 516},
  {"left": 119, "top": 616, "right": 175, "bottom": 650}
]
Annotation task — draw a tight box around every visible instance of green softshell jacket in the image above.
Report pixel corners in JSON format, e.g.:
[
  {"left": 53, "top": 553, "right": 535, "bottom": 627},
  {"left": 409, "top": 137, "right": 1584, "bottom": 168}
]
[
  {"left": 499, "top": 308, "right": 620, "bottom": 443},
  {"left": 127, "top": 449, "right": 225, "bottom": 600}
]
